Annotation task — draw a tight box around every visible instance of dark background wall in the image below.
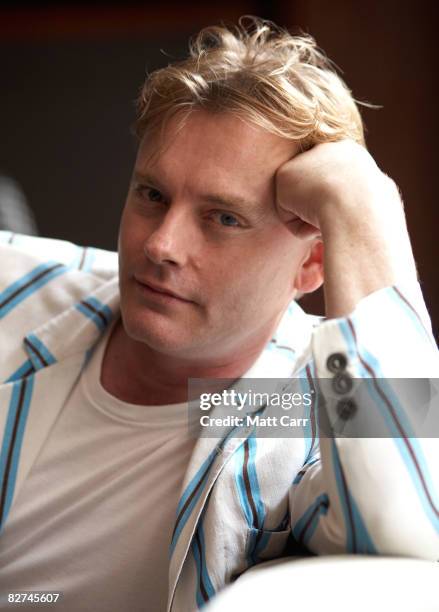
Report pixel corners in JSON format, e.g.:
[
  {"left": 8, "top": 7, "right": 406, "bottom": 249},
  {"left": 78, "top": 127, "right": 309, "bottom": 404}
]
[{"left": 1, "top": 1, "right": 437, "bottom": 334}]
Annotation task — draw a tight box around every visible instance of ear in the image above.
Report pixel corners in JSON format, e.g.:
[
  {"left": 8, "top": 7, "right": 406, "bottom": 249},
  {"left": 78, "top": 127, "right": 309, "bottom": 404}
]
[{"left": 293, "top": 239, "right": 324, "bottom": 295}]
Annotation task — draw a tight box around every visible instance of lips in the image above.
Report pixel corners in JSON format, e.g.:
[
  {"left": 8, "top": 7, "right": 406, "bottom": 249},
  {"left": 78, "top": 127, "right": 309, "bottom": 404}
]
[{"left": 135, "top": 277, "right": 191, "bottom": 302}]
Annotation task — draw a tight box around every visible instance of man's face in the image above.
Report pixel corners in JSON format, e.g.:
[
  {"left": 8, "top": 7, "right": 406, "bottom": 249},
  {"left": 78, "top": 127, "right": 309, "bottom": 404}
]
[{"left": 118, "top": 110, "right": 313, "bottom": 361}]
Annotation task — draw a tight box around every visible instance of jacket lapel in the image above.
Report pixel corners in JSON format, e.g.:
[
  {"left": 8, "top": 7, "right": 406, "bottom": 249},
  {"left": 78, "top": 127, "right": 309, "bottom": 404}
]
[
  {"left": 0, "top": 354, "right": 85, "bottom": 529},
  {"left": 167, "top": 429, "right": 248, "bottom": 611},
  {"left": 0, "top": 276, "right": 120, "bottom": 530},
  {"left": 167, "top": 299, "right": 317, "bottom": 608}
]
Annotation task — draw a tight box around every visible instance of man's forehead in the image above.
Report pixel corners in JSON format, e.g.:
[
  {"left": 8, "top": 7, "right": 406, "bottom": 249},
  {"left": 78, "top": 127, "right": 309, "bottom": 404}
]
[
  {"left": 138, "top": 109, "right": 300, "bottom": 167},
  {"left": 135, "top": 110, "right": 300, "bottom": 211}
]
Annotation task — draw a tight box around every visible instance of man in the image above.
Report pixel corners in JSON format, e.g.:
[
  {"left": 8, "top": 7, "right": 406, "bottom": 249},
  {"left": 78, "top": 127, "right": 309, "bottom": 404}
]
[{"left": 0, "top": 16, "right": 437, "bottom": 612}]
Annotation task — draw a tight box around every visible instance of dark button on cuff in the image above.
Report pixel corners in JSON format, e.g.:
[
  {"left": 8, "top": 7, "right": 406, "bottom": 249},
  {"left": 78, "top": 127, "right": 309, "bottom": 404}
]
[
  {"left": 332, "top": 372, "right": 353, "bottom": 394},
  {"left": 326, "top": 352, "right": 347, "bottom": 373},
  {"left": 336, "top": 398, "right": 357, "bottom": 421}
]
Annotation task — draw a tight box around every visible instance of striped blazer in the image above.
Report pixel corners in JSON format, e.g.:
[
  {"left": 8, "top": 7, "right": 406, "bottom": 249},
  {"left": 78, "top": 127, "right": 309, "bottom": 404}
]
[{"left": 0, "top": 231, "right": 438, "bottom": 612}]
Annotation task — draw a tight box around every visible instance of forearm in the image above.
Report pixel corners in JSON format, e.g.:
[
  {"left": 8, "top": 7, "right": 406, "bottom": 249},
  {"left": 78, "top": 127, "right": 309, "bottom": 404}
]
[{"left": 320, "top": 176, "right": 419, "bottom": 319}]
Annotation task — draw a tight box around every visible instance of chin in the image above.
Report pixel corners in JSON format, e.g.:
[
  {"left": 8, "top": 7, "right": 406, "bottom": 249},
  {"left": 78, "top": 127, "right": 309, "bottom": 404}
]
[{"left": 122, "top": 309, "right": 195, "bottom": 355}]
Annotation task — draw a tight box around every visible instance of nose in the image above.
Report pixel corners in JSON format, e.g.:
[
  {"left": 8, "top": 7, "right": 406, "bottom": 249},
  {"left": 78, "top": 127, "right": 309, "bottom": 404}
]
[{"left": 143, "top": 205, "right": 195, "bottom": 266}]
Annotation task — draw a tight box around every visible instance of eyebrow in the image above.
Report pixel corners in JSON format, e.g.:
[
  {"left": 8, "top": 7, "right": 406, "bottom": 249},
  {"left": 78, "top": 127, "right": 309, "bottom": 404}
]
[
  {"left": 201, "top": 192, "right": 266, "bottom": 214},
  {"left": 132, "top": 170, "right": 267, "bottom": 215}
]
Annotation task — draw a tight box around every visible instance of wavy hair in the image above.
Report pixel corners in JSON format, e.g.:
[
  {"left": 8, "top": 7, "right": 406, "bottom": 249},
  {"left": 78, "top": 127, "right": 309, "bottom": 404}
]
[{"left": 134, "top": 16, "right": 377, "bottom": 152}]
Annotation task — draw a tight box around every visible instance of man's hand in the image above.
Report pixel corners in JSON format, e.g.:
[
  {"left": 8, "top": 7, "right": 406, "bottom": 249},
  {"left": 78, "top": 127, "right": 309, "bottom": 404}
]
[{"left": 275, "top": 140, "right": 419, "bottom": 318}]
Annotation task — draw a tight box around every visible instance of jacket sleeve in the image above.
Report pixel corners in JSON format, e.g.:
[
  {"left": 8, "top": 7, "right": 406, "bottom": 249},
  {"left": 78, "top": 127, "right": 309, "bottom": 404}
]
[{"left": 289, "top": 279, "right": 439, "bottom": 560}]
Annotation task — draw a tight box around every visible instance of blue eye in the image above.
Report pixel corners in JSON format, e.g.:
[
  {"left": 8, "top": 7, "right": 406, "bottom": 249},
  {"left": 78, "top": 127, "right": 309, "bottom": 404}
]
[{"left": 217, "top": 213, "right": 240, "bottom": 227}]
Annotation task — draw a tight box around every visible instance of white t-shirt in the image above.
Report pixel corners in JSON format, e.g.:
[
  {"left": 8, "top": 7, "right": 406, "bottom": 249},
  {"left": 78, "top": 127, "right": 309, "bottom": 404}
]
[{"left": 0, "top": 321, "right": 199, "bottom": 612}]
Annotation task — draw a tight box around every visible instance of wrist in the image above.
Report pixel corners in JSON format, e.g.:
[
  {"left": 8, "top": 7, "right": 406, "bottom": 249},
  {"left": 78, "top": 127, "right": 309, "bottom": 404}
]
[
  {"left": 319, "top": 173, "right": 389, "bottom": 238},
  {"left": 318, "top": 176, "right": 418, "bottom": 317}
]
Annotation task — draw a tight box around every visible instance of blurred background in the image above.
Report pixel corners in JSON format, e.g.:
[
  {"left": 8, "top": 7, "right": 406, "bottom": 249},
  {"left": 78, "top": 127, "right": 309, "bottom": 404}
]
[{"left": 1, "top": 0, "right": 437, "bottom": 333}]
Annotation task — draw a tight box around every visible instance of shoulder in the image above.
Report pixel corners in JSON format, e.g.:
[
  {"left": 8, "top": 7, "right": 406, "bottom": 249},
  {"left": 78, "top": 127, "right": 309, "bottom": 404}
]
[
  {"left": 0, "top": 231, "right": 118, "bottom": 282},
  {"left": 0, "top": 232, "right": 118, "bottom": 345}
]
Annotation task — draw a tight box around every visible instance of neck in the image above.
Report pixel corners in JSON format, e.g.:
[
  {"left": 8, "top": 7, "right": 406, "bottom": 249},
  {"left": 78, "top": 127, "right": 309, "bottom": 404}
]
[{"left": 100, "top": 316, "right": 278, "bottom": 405}]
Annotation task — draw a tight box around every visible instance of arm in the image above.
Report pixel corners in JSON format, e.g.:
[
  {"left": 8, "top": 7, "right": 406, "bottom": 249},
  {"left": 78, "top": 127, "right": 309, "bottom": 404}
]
[
  {"left": 276, "top": 139, "right": 420, "bottom": 317},
  {"left": 275, "top": 140, "right": 439, "bottom": 559}
]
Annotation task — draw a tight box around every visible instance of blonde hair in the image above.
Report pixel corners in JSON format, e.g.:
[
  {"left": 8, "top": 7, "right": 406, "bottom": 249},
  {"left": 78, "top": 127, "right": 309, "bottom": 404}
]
[{"left": 134, "top": 16, "right": 376, "bottom": 151}]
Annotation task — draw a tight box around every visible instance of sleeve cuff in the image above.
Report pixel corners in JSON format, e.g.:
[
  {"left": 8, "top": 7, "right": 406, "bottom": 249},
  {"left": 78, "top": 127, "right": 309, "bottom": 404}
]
[{"left": 311, "top": 280, "right": 438, "bottom": 379}]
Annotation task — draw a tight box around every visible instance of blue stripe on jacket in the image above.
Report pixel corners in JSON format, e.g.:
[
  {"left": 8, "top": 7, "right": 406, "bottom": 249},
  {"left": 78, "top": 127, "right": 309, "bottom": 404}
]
[
  {"left": 330, "top": 438, "right": 376, "bottom": 553},
  {"left": 4, "top": 359, "right": 34, "bottom": 384},
  {"left": 192, "top": 515, "right": 216, "bottom": 608},
  {"left": 170, "top": 448, "right": 219, "bottom": 556},
  {"left": 75, "top": 297, "right": 113, "bottom": 332},
  {"left": 25, "top": 333, "right": 57, "bottom": 370},
  {"left": 292, "top": 493, "right": 329, "bottom": 546},
  {"left": 0, "top": 376, "right": 35, "bottom": 529},
  {"left": 339, "top": 318, "right": 439, "bottom": 535},
  {"left": 0, "top": 262, "right": 68, "bottom": 319},
  {"left": 234, "top": 434, "right": 267, "bottom": 564}
]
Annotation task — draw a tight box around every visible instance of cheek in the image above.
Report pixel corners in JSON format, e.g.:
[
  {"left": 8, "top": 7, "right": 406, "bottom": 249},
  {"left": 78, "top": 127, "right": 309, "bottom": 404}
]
[
  {"left": 203, "top": 252, "right": 274, "bottom": 314},
  {"left": 224, "top": 237, "right": 298, "bottom": 305}
]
